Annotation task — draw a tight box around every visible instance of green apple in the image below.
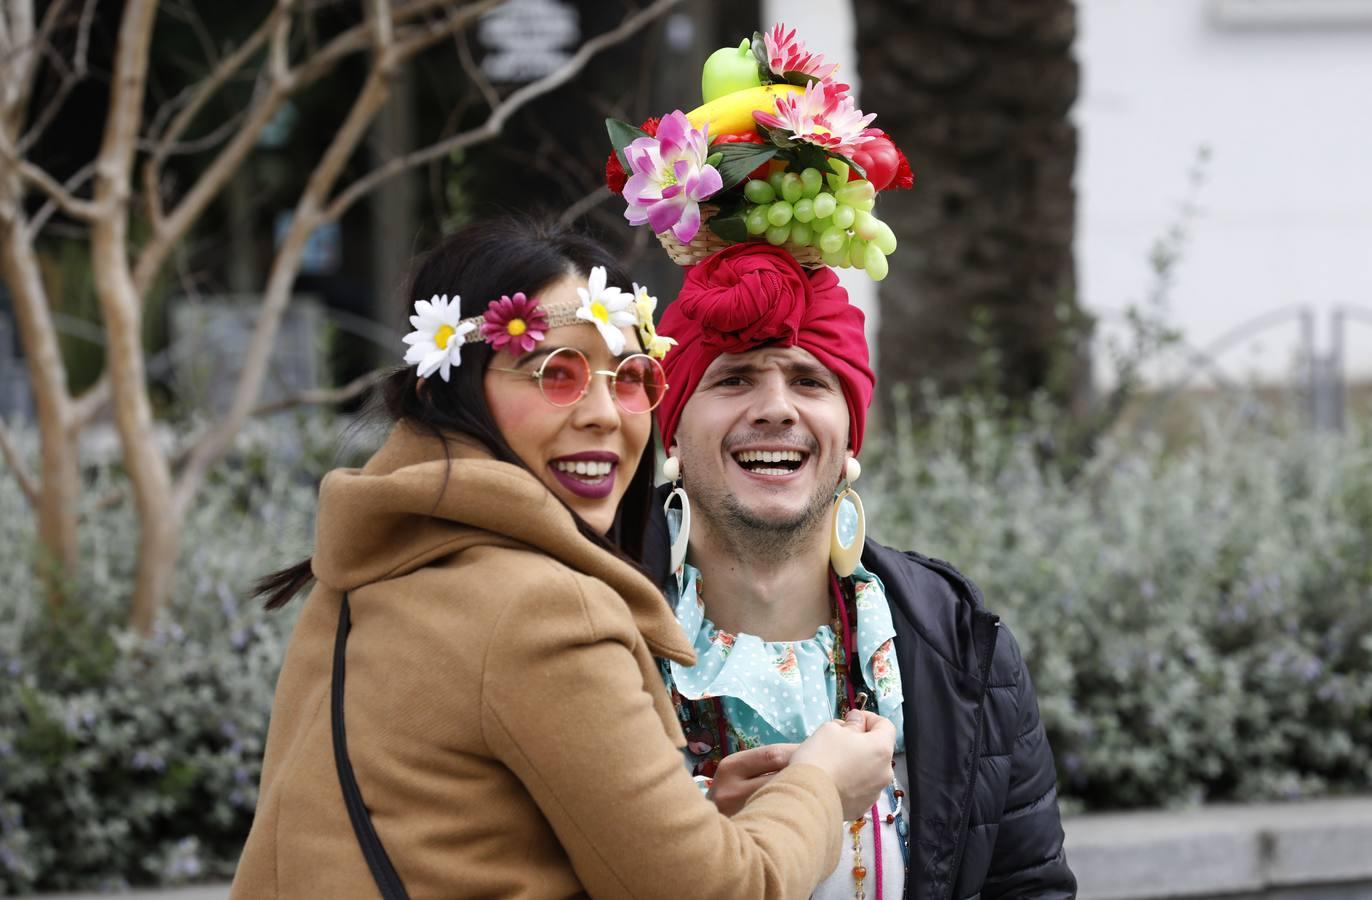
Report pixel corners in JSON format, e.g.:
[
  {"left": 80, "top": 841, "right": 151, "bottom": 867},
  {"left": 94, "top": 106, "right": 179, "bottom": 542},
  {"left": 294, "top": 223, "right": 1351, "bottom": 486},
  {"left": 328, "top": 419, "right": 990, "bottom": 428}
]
[{"left": 701, "top": 39, "right": 763, "bottom": 105}]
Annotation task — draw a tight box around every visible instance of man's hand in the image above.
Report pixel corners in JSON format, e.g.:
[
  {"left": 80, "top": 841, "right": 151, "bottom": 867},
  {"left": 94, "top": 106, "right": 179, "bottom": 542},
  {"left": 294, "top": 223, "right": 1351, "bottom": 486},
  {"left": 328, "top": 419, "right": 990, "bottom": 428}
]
[{"left": 706, "top": 743, "right": 798, "bottom": 816}]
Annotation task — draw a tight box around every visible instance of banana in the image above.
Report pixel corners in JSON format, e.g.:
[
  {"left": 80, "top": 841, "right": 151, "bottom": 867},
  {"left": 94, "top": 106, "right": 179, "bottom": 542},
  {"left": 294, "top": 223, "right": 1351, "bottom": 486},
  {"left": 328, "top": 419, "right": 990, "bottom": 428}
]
[{"left": 685, "top": 83, "right": 805, "bottom": 137}]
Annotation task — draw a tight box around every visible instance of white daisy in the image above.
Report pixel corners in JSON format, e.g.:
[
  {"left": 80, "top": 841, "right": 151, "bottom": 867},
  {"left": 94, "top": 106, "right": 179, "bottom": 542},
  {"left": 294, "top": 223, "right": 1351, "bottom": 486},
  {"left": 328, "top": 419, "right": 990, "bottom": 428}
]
[
  {"left": 402, "top": 294, "right": 476, "bottom": 381},
  {"left": 575, "top": 266, "right": 635, "bottom": 355}
]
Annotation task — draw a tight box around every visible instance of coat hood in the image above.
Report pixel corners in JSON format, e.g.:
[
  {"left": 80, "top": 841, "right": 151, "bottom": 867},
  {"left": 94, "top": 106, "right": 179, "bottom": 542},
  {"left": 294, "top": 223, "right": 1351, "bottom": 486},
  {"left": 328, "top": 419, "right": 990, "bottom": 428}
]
[{"left": 311, "top": 424, "right": 694, "bottom": 663}]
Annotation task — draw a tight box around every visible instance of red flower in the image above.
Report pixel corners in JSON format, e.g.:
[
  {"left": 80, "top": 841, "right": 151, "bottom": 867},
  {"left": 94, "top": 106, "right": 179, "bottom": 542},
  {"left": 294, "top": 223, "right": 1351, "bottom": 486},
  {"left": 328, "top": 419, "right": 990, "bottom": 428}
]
[
  {"left": 892, "top": 144, "right": 915, "bottom": 190},
  {"left": 605, "top": 155, "right": 628, "bottom": 194},
  {"left": 605, "top": 117, "right": 663, "bottom": 195}
]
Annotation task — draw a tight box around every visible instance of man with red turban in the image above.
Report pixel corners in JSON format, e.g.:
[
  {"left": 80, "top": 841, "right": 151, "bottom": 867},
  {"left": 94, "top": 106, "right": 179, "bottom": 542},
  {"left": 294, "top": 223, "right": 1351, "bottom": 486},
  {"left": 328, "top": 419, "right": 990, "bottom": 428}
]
[{"left": 649, "top": 244, "right": 1075, "bottom": 899}]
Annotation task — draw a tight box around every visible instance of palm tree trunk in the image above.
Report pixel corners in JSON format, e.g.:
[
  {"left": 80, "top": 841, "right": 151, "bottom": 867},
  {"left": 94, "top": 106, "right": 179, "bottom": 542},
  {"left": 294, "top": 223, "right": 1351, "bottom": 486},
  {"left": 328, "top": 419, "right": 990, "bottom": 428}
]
[{"left": 855, "top": 0, "right": 1086, "bottom": 411}]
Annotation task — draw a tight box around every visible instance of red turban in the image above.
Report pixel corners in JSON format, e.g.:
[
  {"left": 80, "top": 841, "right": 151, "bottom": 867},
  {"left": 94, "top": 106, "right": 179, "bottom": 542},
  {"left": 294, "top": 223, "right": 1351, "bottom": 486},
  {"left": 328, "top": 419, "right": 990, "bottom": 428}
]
[{"left": 655, "top": 244, "right": 875, "bottom": 456}]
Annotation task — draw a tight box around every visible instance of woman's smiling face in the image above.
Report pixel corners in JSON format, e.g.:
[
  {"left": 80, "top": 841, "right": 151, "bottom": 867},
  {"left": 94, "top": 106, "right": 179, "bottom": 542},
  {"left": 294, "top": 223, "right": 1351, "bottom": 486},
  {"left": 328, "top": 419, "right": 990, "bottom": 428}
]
[{"left": 483, "top": 273, "right": 651, "bottom": 534}]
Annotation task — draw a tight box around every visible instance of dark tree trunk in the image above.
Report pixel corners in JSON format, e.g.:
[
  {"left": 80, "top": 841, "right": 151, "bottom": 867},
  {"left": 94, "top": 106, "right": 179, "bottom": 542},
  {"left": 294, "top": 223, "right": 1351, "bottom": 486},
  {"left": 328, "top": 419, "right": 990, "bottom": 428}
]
[{"left": 855, "top": 0, "right": 1086, "bottom": 412}]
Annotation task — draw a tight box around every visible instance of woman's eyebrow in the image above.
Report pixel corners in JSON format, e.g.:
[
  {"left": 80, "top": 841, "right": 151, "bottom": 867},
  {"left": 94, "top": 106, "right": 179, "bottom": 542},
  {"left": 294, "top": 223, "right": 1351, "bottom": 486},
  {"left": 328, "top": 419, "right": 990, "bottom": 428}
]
[{"left": 514, "top": 348, "right": 557, "bottom": 367}]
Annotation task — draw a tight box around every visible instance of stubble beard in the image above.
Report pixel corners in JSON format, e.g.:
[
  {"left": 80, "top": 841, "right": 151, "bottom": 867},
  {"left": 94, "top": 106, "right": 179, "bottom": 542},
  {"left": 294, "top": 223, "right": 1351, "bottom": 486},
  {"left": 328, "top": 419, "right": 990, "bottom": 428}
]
[{"left": 688, "top": 462, "right": 839, "bottom": 563}]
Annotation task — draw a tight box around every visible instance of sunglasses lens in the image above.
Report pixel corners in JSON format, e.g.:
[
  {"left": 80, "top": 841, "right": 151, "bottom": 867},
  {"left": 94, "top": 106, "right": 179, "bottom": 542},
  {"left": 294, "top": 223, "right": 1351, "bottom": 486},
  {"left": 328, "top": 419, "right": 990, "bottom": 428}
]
[
  {"left": 539, "top": 350, "right": 590, "bottom": 406},
  {"left": 614, "top": 356, "right": 666, "bottom": 413}
]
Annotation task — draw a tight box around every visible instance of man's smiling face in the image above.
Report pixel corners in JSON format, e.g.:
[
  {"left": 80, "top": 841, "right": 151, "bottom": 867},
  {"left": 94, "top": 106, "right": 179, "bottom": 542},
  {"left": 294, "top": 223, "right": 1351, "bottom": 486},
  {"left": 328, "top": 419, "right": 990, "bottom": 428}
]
[{"left": 672, "top": 344, "right": 850, "bottom": 548}]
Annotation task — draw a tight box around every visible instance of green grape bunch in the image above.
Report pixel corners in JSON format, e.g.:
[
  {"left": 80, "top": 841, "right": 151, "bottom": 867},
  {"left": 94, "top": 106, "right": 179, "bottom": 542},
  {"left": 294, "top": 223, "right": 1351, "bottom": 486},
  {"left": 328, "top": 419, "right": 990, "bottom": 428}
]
[{"left": 736, "top": 161, "right": 897, "bottom": 281}]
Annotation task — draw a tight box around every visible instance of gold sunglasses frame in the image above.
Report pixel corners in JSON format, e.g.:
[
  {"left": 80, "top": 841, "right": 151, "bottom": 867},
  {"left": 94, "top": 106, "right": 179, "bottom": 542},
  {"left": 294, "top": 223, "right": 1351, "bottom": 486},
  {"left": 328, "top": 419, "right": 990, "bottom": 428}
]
[{"left": 489, "top": 346, "right": 668, "bottom": 413}]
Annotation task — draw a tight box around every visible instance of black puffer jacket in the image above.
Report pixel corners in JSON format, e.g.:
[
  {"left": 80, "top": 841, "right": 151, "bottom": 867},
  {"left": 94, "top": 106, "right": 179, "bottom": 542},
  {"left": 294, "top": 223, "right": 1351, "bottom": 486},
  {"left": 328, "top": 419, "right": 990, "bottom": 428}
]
[
  {"left": 862, "top": 541, "right": 1075, "bottom": 900},
  {"left": 645, "top": 504, "right": 1075, "bottom": 898}
]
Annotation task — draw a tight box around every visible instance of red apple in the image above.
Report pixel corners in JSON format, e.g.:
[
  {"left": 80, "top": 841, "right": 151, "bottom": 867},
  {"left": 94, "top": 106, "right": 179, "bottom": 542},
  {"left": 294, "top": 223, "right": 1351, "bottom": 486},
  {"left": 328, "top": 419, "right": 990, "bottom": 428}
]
[{"left": 848, "top": 132, "right": 902, "bottom": 192}]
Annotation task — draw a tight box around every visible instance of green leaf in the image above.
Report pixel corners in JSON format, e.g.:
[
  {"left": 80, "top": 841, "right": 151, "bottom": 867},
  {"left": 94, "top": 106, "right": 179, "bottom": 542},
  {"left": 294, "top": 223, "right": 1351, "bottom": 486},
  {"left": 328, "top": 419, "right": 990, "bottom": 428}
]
[
  {"left": 754, "top": 122, "right": 796, "bottom": 150},
  {"left": 708, "top": 211, "right": 750, "bottom": 244},
  {"left": 751, "top": 31, "right": 770, "bottom": 74},
  {"left": 711, "top": 143, "right": 778, "bottom": 192},
  {"left": 782, "top": 70, "right": 823, "bottom": 89},
  {"left": 791, "top": 143, "right": 867, "bottom": 181},
  {"left": 704, "top": 152, "right": 723, "bottom": 169},
  {"left": 605, "top": 118, "right": 649, "bottom": 169}
]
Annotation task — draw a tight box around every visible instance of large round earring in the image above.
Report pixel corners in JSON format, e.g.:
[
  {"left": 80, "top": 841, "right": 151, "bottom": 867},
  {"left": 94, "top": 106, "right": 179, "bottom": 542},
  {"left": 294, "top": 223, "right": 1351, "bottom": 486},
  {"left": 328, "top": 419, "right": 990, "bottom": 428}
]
[
  {"left": 830, "top": 457, "right": 865, "bottom": 577},
  {"left": 663, "top": 456, "right": 691, "bottom": 574}
]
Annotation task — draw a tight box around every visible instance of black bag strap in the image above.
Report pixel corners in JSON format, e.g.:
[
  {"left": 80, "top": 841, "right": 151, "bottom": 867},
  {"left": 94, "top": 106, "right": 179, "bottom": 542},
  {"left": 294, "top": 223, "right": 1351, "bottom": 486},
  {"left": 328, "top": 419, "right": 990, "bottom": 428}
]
[{"left": 332, "top": 594, "right": 410, "bottom": 900}]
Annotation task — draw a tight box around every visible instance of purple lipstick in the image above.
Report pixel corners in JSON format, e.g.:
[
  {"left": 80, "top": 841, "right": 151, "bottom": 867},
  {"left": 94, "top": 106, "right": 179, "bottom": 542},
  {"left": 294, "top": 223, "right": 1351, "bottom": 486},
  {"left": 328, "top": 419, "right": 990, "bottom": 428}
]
[{"left": 548, "top": 451, "right": 620, "bottom": 500}]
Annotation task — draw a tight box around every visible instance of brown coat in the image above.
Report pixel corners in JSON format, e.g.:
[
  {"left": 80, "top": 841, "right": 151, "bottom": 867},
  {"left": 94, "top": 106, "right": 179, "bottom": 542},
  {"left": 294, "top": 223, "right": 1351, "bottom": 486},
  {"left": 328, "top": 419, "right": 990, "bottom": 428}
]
[{"left": 231, "top": 427, "right": 842, "bottom": 899}]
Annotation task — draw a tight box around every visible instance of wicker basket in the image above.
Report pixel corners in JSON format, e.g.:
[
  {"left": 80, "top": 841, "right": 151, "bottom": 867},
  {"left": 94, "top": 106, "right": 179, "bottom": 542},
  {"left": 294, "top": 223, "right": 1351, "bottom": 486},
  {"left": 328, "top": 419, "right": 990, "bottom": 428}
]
[{"left": 656, "top": 204, "right": 826, "bottom": 269}]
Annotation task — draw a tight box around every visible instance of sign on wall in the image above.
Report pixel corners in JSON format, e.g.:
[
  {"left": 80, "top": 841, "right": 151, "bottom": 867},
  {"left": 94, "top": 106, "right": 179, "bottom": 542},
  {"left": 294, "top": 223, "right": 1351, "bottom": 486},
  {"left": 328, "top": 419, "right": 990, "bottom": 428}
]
[{"left": 478, "top": 0, "right": 581, "bottom": 83}]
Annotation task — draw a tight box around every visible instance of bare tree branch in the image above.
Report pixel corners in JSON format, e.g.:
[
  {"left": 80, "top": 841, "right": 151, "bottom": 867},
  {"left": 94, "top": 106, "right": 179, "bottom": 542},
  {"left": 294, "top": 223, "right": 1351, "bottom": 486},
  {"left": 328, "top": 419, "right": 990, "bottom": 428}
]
[
  {"left": 142, "top": 3, "right": 292, "bottom": 230},
  {"left": 0, "top": 421, "right": 39, "bottom": 507},
  {"left": 326, "top": 0, "right": 683, "bottom": 223},
  {"left": 134, "top": 90, "right": 288, "bottom": 295},
  {"left": 71, "top": 375, "right": 110, "bottom": 431},
  {"left": 133, "top": 0, "right": 503, "bottom": 298},
  {"left": 96, "top": 0, "right": 160, "bottom": 201},
  {"left": 15, "top": 0, "right": 71, "bottom": 121},
  {"left": 172, "top": 6, "right": 403, "bottom": 515},
  {"left": 392, "top": 0, "right": 504, "bottom": 59},
  {"left": 28, "top": 161, "right": 96, "bottom": 239},
  {"left": 291, "top": 0, "right": 502, "bottom": 87},
  {"left": 164, "top": 0, "right": 221, "bottom": 75},
  {"left": 144, "top": 5, "right": 282, "bottom": 155},
  {"left": 455, "top": 24, "right": 499, "bottom": 111},
  {"left": 91, "top": 0, "right": 179, "bottom": 634},
  {"left": 144, "top": 105, "right": 253, "bottom": 159},
  {"left": 11, "top": 157, "right": 101, "bottom": 220},
  {"left": 252, "top": 368, "right": 389, "bottom": 416},
  {"left": 268, "top": 0, "right": 294, "bottom": 84},
  {"left": 367, "top": 0, "right": 393, "bottom": 50},
  {"left": 559, "top": 185, "right": 612, "bottom": 227},
  {"left": 0, "top": 1, "right": 36, "bottom": 126},
  {"left": 17, "top": 0, "right": 99, "bottom": 154}
]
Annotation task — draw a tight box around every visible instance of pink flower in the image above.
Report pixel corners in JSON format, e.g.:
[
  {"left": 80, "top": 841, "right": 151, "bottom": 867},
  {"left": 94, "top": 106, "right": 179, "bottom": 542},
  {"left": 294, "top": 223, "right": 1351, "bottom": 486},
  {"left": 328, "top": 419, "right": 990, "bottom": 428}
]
[
  {"left": 622, "top": 110, "right": 723, "bottom": 243},
  {"left": 763, "top": 24, "right": 838, "bottom": 82},
  {"left": 481, "top": 292, "right": 547, "bottom": 354},
  {"left": 754, "top": 79, "right": 876, "bottom": 160}
]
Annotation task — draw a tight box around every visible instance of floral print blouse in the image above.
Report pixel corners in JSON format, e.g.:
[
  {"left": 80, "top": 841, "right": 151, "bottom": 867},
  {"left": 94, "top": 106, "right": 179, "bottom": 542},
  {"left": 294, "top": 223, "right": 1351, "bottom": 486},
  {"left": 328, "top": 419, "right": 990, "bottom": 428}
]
[{"left": 662, "top": 557, "right": 906, "bottom": 757}]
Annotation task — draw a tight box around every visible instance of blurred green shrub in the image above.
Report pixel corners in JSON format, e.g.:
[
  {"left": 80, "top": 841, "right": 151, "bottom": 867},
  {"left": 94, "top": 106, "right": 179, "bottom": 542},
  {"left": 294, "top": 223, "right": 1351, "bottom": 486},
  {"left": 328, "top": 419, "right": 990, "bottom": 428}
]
[
  {"left": 2, "top": 401, "right": 1370, "bottom": 891},
  {"left": 864, "top": 396, "right": 1372, "bottom": 813},
  {"left": 0, "top": 415, "right": 377, "bottom": 894}
]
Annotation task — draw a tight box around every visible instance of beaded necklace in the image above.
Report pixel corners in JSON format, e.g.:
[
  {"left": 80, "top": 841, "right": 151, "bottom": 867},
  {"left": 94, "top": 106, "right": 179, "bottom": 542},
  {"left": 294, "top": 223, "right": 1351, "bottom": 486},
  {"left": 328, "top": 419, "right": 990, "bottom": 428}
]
[{"left": 669, "top": 571, "right": 907, "bottom": 900}]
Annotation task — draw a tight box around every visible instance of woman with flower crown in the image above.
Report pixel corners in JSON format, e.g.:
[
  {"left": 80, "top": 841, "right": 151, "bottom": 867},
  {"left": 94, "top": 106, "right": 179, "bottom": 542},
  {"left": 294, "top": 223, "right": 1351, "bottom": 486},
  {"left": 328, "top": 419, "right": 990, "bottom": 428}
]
[{"left": 229, "top": 216, "right": 896, "bottom": 899}]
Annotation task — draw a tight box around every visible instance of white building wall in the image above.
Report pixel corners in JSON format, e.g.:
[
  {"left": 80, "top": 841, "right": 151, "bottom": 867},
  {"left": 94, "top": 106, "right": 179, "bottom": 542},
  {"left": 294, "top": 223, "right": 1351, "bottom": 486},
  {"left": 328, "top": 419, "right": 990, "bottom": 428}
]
[
  {"left": 760, "top": 0, "right": 879, "bottom": 351},
  {"left": 762, "top": 1, "right": 1372, "bottom": 384},
  {"left": 1077, "top": 0, "right": 1372, "bottom": 382}
]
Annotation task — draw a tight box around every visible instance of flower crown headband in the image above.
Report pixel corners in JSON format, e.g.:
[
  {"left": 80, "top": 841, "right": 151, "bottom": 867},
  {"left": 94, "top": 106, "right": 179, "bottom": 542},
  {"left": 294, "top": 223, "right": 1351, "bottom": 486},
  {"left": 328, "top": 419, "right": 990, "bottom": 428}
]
[{"left": 402, "top": 265, "right": 675, "bottom": 382}]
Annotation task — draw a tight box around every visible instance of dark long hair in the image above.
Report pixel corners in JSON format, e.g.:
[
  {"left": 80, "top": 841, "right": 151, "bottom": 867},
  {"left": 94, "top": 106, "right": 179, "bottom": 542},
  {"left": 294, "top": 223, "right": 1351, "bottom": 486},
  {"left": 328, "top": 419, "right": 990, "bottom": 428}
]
[{"left": 256, "top": 216, "right": 657, "bottom": 610}]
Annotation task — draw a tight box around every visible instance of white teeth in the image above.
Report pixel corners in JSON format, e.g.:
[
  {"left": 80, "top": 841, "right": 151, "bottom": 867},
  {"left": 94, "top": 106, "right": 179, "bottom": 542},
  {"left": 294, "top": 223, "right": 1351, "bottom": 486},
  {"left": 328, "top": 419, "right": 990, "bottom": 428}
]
[
  {"left": 554, "top": 460, "right": 612, "bottom": 477},
  {"left": 734, "top": 449, "right": 804, "bottom": 464},
  {"left": 753, "top": 467, "right": 791, "bottom": 476}
]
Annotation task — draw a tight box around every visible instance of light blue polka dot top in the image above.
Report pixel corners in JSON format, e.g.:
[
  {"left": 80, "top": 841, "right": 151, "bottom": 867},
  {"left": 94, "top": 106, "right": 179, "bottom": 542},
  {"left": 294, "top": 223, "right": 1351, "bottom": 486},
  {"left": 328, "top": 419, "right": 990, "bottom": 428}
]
[{"left": 662, "top": 511, "right": 906, "bottom": 754}]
